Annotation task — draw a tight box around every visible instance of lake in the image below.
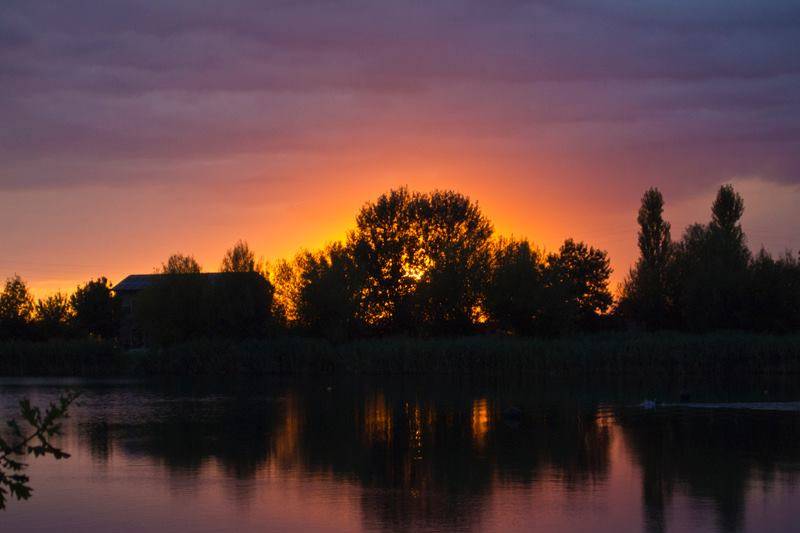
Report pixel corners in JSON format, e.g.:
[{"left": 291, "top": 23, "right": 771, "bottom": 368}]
[{"left": 2, "top": 376, "right": 799, "bottom": 532}]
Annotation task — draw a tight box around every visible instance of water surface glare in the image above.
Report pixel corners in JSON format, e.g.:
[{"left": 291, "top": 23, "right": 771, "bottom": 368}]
[{"left": 1, "top": 377, "right": 799, "bottom": 532}]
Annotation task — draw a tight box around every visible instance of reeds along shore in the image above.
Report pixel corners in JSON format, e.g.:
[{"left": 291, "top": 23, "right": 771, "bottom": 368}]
[{"left": 1, "top": 332, "right": 799, "bottom": 378}]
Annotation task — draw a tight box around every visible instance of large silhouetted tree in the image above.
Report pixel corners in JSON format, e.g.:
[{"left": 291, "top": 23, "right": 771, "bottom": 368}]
[
  {"left": 349, "top": 187, "right": 420, "bottom": 331},
  {"left": 160, "top": 253, "right": 202, "bottom": 274},
  {"left": 619, "top": 188, "right": 673, "bottom": 328},
  {"left": 71, "top": 277, "right": 119, "bottom": 339},
  {"left": 410, "top": 190, "right": 493, "bottom": 333},
  {"left": 349, "top": 188, "right": 493, "bottom": 334},
  {"left": 0, "top": 275, "right": 34, "bottom": 339},
  {"left": 485, "top": 238, "right": 545, "bottom": 334}
]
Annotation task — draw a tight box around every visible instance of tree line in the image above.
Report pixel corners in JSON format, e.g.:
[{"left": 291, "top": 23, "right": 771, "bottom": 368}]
[
  {"left": 618, "top": 185, "right": 800, "bottom": 332},
  {"left": 0, "top": 186, "right": 798, "bottom": 344}
]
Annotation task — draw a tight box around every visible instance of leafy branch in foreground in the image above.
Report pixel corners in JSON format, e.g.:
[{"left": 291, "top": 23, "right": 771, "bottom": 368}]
[{"left": 0, "top": 390, "right": 80, "bottom": 510}]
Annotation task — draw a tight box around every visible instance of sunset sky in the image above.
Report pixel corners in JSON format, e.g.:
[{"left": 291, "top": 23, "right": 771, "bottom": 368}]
[{"left": 2, "top": 1, "right": 799, "bottom": 297}]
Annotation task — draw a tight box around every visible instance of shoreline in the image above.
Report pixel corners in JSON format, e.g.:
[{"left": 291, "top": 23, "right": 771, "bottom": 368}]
[{"left": 1, "top": 332, "right": 799, "bottom": 378}]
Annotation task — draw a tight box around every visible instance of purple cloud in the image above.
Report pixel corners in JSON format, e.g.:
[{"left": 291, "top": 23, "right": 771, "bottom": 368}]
[{"left": 1, "top": 0, "right": 799, "bottom": 192}]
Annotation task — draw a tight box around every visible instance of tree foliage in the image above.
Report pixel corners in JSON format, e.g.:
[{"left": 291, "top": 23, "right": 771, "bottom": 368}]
[
  {"left": 295, "top": 243, "right": 364, "bottom": 340},
  {"left": 619, "top": 183, "right": 799, "bottom": 333},
  {"left": 0, "top": 276, "right": 34, "bottom": 339},
  {"left": 545, "top": 239, "right": 613, "bottom": 332},
  {"left": 485, "top": 238, "right": 545, "bottom": 334},
  {"left": 349, "top": 187, "right": 421, "bottom": 331},
  {"left": 8, "top": 185, "right": 799, "bottom": 342},
  {"left": 349, "top": 188, "right": 493, "bottom": 334},
  {"left": 619, "top": 188, "right": 673, "bottom": 328},
  {"left": 221, "top": 239, "right": 265, "bottom": 275},
  {"left": 35, "top": 293, "right": 72, "bottom": 339},
  {"left": 0, "top": 391, "right": 79, "bottom": 510},
  {"left": 745, "top": 250, "right": 800, "bottom": 332},
  {"left": 71, "top": 277, "right": 119, "bottom": 339},
  {"left": 160, "top": 253, "right": 202, "bottom": 274},
  {"left": 411, "top": 190, "right": 494, "bottom": 333},
  {"left": 672, "top": 185, "right": 751, "bottom": 330}
]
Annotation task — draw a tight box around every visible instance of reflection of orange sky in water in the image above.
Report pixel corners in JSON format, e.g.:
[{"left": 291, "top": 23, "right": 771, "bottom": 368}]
[
  {"left": 363, "top": 392, "right": 393, "bottom": 445},
  {"left": 272, "top": 394, "right": 301, "bottom": 468},
  {"left": 472, "top": 398, "right": 490, "bottom": 450}
]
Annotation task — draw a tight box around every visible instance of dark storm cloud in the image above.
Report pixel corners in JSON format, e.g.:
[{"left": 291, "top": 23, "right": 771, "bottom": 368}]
[{"left": 1, "top": 0, "right": 799, "bottom": 189}]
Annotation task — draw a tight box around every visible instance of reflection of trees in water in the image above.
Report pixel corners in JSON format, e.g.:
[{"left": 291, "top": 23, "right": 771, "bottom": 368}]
[
  {"left": 76, "top": 383, "right": 612, "bottom": 531},
  {"left": 617, "top": 408, "right": 800, "bottom": 533},
  {"left": 81, "top": 418, "right": 113, "bottom": 462}
]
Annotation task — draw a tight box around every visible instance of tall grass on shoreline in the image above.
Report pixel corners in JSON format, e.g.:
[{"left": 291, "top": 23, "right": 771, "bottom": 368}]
[
  {"left": 2, "top": 333, "right": 799, "bottom": 378},
  {"left": 0, "top": 338, "right": 126, "bottom": 376}
]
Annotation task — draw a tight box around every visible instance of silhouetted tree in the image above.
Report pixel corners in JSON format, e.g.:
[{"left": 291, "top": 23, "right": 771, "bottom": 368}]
[
  {"left": 544, "top": 239, "right": 613, "bottom": 332},
  {"left": 745, "top": 249, "right": 800, "bottom": 332},
  {"left": 221, "top": 240, "right": 263, "bottom": 274},
  {"left": 0, "top": 275, "right": 34, "bottom": 339},
  {"left": 295, "top": 243, "right": 364, "bottom": 340},
  {"left": 160, "top": 253, "right": 202, "bottom": 274},
  {"left": 485, "top": 238, "right": 545, "bottom": 334},
  {"left": 411, "top": 190, "right": 493, "bottom": 334},
  {"left": 619, "top": 188, "right": 673, "bottom": 328},
  {"left": 35, "top": 293, "right": 72, "bottom": 339},
  {"left": 349, "top": 187, "right": 420, "bottom": 332},
  {"left": 349, "top": 188, "right": 493, "bottom": 334},
  {"left": 70, "top": 277, "right": 119, "bottom": 339},
  {"left": 671, "top": 185, "right": 750, "bottom": 330}
]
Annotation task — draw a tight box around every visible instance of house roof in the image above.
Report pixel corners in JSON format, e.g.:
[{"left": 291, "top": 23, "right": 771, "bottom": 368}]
[
  {"left": 112, "top": 272, "right": 263, "bottom": 292},
  {"left": 113, "top": 274, "right": 163, "bottom": 292}
]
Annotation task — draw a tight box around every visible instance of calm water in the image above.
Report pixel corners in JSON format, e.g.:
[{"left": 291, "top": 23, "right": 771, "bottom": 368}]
[{"left": 2, "top": 377, "right": 800, "bottom": 532}]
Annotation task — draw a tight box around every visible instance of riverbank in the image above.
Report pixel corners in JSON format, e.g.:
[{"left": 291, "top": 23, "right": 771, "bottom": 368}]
[{"left": 1, "top": 332, "right": 799, "bottom": 378}]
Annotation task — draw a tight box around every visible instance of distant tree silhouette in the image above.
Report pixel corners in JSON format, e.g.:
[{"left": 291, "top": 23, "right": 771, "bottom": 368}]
[
  {"left": 544, "top": 239, "right": 613, "bottom": 332},
  {"left": 745, "top": 249, "right": 800, "bottom": 332},
  {"left": 295, "top": 243, "right": 364, "bottom": 340},
  {"left": 221, "top": 240, "right": 264, "bottom": 274},
  {"left": 485, "top": 238, "right": 545, "bottom": 334},
  {"left": 5, "top": 185, "right": 798, "bottom": 343},
  {"left": 619, "top": 188, "right": 673, "bottom": 328},
  {"left": 35, "top": 293, "right": 72, "bottom": 339},
  {"left": 0, "top": 276, "right": 34, "bottom": 339},
  {"left": 160, "top": 253, "right": 202, "bottom": 274},
  {"left": 672, "top": 185, "right": 750, "bottom": 330},
  {"left": 70, "top": 277, "right": 119, "bottom": 339}
]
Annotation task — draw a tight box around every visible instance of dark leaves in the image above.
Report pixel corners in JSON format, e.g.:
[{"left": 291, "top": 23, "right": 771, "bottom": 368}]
[{"left": 0, "top": 390, "right": 80, "bottom": 510}]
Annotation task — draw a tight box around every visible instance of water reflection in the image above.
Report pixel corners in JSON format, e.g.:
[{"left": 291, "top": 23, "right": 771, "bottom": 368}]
[
  {"left": 617, "top": 407, "right": 800, "bottom": 533},
  {"left": 3, "top": 378, "right": 800, "bottom": 532}
]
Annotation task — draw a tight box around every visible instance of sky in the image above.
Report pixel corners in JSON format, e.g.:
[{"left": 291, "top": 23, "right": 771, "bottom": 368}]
[{"left": 1, "top": 0, "right": 799, "bottom": 297}]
